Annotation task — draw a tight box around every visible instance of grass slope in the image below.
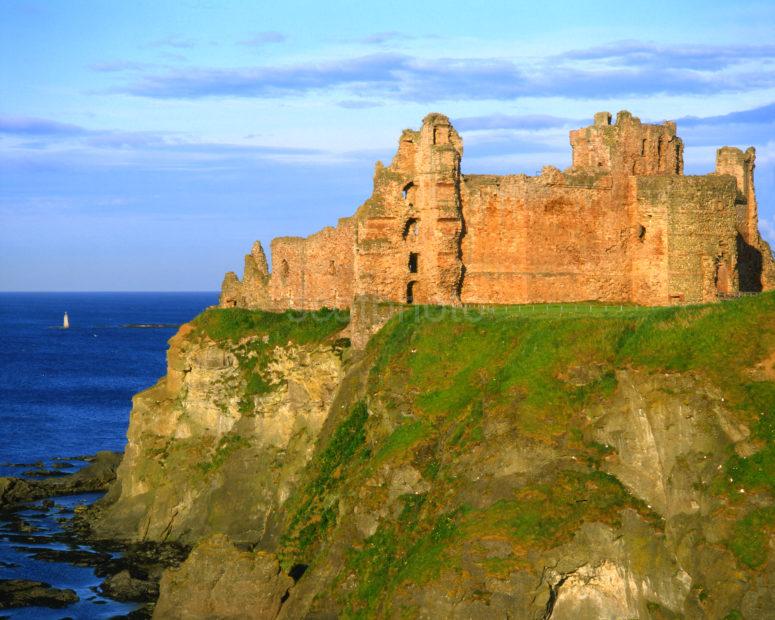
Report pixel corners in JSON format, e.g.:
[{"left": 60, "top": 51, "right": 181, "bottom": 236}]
[{"left": 270, "top": 294, "right": 774, "bottom": 616}]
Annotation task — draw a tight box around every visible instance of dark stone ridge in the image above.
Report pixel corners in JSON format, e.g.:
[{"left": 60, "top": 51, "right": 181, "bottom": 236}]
[
  {"left": 0, "top": 579, "right": 78, "bottom": 609},
  {"left": 0, "top": 450, "right": 122, "bottom": 508}
]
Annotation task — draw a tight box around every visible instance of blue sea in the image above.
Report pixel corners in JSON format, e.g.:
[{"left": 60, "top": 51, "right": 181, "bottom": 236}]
[
  {"left": 0, "top": 292, "right": 217, "bottom": 473},
  {"left": 0, "top": 292, "right": 217, "bottom": 618}
]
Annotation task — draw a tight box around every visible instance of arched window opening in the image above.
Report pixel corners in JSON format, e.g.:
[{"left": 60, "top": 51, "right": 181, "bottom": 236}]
[
  {"left": 407, "top": 281, "right": 418, "bottom": 304},
  {"left": 280, "top": 259, "right": 289, "bottom": 282},
  {"left": 402, "top": 182, "right": 414, "bottom": 201},
  {"left": 328, "top": 260, "right": 336, "bottom": 275},
  {"left": 403, "top": 218, "right": 419, "bottom": 239},
  {"left": 638, "top": 225, "right": 646, "bottom": 241},
  {"left": 408, "top": 253, "right": 418, "bottom": 274}
]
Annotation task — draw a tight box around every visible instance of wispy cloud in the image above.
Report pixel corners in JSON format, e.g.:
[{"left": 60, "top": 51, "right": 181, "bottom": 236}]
[
  {"left": 112, "top": 43, "right": 775, "bottom": 102},
  {"left": 89, "top": 60, "right": 155, "bottom": 73},
  {"left": 337, "top": 99, "right": 384, "bottom": 109},
  {"left": 0, "top": 114, "right": 343, "bottom": 168},
  {"left": 239, "top": 31, "right": 286, "bottom": 46},
  {"left": 677, "top": 102, "right": 775, "bottom": 127},
  {"left": 148, "top": 35, "right": 197, "bottom": 49},
  {"left": 0, "top": 116, "right": 88, "bottom": 136},
  {"left": 454, "top": 114, "right": 582, "bottom": 131},
  {"left": 557, "top": 40, "right": 775, "bottom": 71},
  {"left": 359, "top": 31, "right": 412, "bottom": 45}
]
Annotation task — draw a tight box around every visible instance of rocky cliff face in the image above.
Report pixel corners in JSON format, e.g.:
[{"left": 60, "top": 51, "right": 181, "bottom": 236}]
[
  {"left": 92, "top": 309, "right": 349, "bottom": 545},
  {"left": 91, "top": 295, "right": 775, "bottom": 619}
]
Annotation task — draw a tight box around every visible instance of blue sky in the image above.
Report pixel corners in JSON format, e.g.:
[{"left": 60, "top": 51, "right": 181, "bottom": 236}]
[{"left": 1, "top": 0, "right": 774, "bottom": 291}]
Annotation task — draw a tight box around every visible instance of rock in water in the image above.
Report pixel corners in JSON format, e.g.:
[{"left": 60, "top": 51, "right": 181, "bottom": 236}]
[{"left": 0, "top": 579, "right": 78, "bottom": 609}]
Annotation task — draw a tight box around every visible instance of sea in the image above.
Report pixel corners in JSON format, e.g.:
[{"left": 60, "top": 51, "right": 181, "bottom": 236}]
[{"left": 0, "top": 292, "right": 218, "bottom": 618}]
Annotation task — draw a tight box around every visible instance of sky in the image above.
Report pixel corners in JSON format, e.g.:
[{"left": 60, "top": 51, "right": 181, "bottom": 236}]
[{"left": 1, "top": 0, "right": 774, "bottom": 291}]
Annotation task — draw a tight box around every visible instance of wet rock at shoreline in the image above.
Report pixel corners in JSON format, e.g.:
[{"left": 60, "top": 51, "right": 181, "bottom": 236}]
[
  {"left": 154, "top": 534, "right": 292, "bottom": 619},
  {"left": 0, "top": 579, "right": 78, "bottom": 609},
  {"left": 101, "top": 569, "right": 159, "bottom": 602},
  {"left": 0, "top": 451, "right": 122, "bottom": 508}
]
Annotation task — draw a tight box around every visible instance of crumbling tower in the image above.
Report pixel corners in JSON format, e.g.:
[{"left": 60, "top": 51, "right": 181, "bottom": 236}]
[
  {"left": 353, "top": 113, "right": 464, "bottom": 305},
  {"left": 715, "top": 146, "right": 775, "bottom": 291},
  {"left": 570, "top": 110, "right": 683, "bottom": 176}
]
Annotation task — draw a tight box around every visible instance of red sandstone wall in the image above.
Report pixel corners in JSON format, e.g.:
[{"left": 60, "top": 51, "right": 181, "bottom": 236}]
[
  {"left": 570, "top": 111, "right": 683, "bottom": 177},
  {"left": 460, "top": 170, "right": 632, "bottom": 304},
  {"left": 220, "top": 110, "right": 774, "bottom": 313},
  {"left": 354, "top": 114, "right": 464, "bottom": 306},
  {"left": 634, "top": 176, "right": 739, "bottom": 304},
  {"left": 267, "top": 218, "right": 355, "bottom": 310}
]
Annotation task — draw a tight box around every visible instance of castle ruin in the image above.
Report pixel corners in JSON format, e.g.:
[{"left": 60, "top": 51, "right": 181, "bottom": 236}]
[{"left": 220, "top": 111, "right": 775, "bottom": 311}]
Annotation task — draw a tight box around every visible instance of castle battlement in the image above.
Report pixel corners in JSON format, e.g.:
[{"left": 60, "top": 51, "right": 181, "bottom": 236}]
[{"left": 220, "top": 112, "right": 775, "bottom": 311}]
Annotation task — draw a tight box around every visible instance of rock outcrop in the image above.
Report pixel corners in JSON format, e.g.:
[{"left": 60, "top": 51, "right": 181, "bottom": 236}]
[
  {"left": 91, "top": 310, "right": 349, "bottom": 544},
  {"left": 153, "top": 534, "right": 293, "bottom": 619},
  {"left": 0, "top": 451, "right": 121, "bottom": 508}
]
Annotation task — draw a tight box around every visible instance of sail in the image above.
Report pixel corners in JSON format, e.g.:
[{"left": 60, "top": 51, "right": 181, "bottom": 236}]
[{"left": 63, "top": 312, "right": 69, "bottom": 329}]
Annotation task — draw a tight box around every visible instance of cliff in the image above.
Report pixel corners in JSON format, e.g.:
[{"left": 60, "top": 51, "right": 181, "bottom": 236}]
[
  {"left": 89, "top": 292, "right": 775, "bottom": 619},
  {"left": 91, "top": 308, "right": 350, "bottom": 544}
]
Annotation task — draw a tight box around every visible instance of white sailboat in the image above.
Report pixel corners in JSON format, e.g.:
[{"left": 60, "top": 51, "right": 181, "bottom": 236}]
[{"left": 63, "top": 312, "right": 70, "bottom": 329}]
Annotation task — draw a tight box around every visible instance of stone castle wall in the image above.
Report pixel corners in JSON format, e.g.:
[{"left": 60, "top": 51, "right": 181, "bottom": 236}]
[
  {"left": 220, "top": 111, "right": 775, "bottom": 311},
  {"left": 459, "top": 170, "right": 631, "bottom": 304}
]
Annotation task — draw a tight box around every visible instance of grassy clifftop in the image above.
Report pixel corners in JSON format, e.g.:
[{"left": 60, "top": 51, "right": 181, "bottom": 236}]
[
  {"left": 111, "top": 295, "right": 775, "bottom": 618},
  {"left": 274, "top": 294, "right": 775, "bottom": 618}
]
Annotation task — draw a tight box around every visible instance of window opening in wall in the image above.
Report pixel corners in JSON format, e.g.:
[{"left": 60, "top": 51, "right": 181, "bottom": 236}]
[
  {"left": 406, "top": 281, "right": 417, "bottom": 304},
  {"left": 403, "top": 218, "right": 419, "bottom": 239},
  {"left": 328, "top": 260, "right": 336, "bottom": 275},
  {"left": 433, "top": 126, "right": 448, "bottom": 145},
  {"left": 716, "top": 259, "right": 731, "bottom": 295},
  {"left": 280, "top": 259, "right": 289, "bottom": 281},
  {"left": 638, "top": 225, "right": 646, "bottom": 241},
  {"left": 408, "top": 253, "right": 418, "bottom": 273},
  {"left": 402, "top": 182, "right": 414, "bottom": 200}
]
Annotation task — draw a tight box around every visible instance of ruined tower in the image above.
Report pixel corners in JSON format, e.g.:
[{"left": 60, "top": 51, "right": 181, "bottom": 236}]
[{"left": 353, "top": 113, "right": 464, "bottom": 305}]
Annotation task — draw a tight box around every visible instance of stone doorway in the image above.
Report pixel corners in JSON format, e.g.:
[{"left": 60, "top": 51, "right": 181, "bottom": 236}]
[{"left": 407, "top": 281, "right": 418, "bottom": 304}]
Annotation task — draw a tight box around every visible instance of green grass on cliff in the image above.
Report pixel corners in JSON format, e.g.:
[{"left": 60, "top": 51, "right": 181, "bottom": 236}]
[
  {"left": 276, "top": 293, "right": 775, "bottom": 606},
  {"left": 382, "top": 297, "right": 770, "bottom": 568},
  {"left": 192, "top": 307, "right": 349, "bottom": 409},
  {"left": 339, "top": 469, "right": 660, "bottom": 618},
  {"left": 193, "top": 307, "right": 348, "bottom": 344},
  {"left": 280, "top": 401, "right": 369, "bottom": 564}
]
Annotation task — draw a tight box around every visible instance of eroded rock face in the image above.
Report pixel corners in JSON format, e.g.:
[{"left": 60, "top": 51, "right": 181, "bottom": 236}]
[
  {"left": 276, "top": 364, "right": 772, "bottom": 620},
  {"left": 153, "top": 534, "right": 292, "bottom": 620},
  {"left": 95, "top": 302, "right": 775, "bottom": 618},
  {"left": 91, "top": 322, "right": 345, "bottom": 544},
  {"left": 592, "top": 369, "right": 744, "bottom": 517}
]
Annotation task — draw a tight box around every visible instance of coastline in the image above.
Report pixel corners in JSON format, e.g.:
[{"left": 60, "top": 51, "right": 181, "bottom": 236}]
[{"left": 0, "top": 452, "right": 187, "bottom": 618}]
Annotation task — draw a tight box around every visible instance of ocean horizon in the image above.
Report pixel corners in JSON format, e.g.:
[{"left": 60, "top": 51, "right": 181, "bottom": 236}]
[{"left": 0, "top": 292, "right": 219, "bottom": 473}]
